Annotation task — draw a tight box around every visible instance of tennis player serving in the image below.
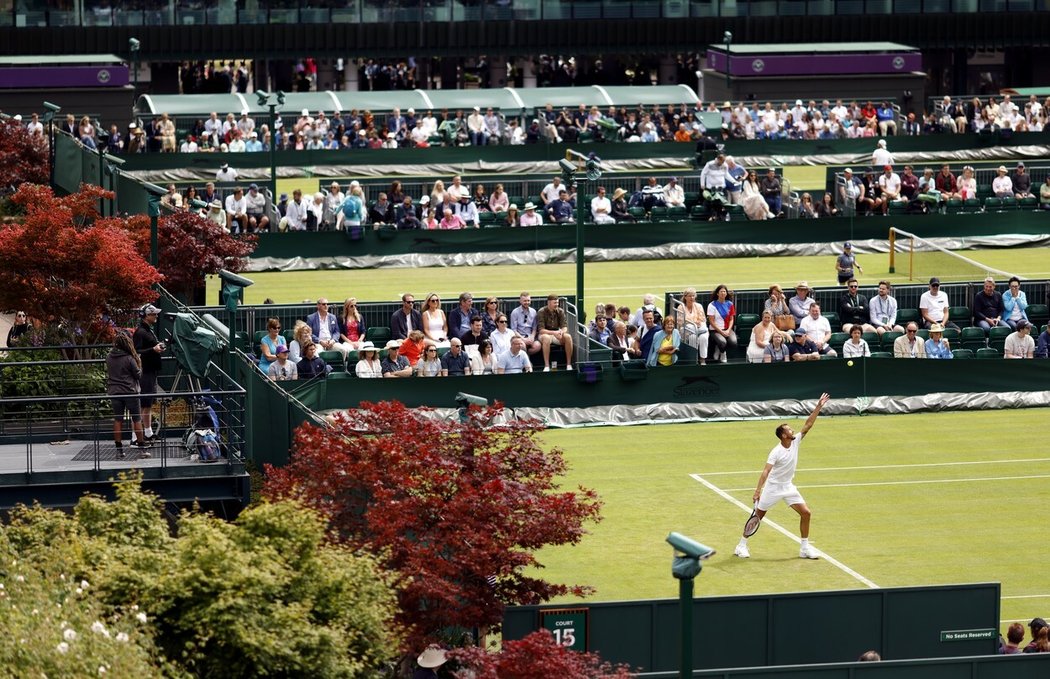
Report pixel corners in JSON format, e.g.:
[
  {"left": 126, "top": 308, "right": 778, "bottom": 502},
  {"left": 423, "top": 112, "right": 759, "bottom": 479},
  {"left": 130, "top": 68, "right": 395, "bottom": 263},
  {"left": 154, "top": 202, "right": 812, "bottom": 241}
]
[{"left": 735, "top": 392, "right": 831, "bottom": 560}]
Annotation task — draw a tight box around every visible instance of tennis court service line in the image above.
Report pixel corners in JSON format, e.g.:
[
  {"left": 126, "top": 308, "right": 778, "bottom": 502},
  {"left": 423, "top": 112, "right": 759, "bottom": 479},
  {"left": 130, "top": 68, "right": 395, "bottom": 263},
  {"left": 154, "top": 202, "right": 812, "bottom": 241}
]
[
  {"left": 1002, "top": 594, "right": 1050, "bottom": 600},
  {"left": 719, "top": 473, "right": 1050, "bottom": 492},
  {"left": 698, "top": 457, "right": 1050, "bottom": 476},
  {"left": 690, "top": 474, "right": 879, "bottom": 590}
]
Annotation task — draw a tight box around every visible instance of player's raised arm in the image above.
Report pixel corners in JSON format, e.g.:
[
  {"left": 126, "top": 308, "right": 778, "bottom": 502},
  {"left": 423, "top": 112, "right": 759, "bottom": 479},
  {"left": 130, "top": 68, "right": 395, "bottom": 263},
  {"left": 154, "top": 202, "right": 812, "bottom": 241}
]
[{"left": 799, "top": 392, "right": 831, "bottom": 437}]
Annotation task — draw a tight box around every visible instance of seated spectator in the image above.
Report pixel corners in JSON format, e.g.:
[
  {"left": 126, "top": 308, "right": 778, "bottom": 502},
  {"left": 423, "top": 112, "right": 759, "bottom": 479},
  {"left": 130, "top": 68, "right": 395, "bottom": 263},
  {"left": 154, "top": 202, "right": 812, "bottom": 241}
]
[
  {"left": 355, "top": 342, "right": 383, "bottom": 378},
  {"left": 742, "top": 169, "right": 774, "bottom": 220},
  {"left": 1041, "top": 176, "right": 1050, "bottom": 210},
  {"left": 472, "top": 339, "right": 498, "bottom": 375},
  {"left": 1024, "top": 618, "right": 1049, "bottom": 653},
  {"left": 1035, "top": 322, "right": 1050, "bottom": 359},
  {"left": 919, "top": 277, "right": 959, "bottom": 329},
  {"left": 497, "top": 336, "right": 533, "bottom": 374},
  {"left": 799, "top": 304, "right": 837, "bottom": 356},
  {"left": 416, "top": 346, "right": 443, "bottom": 376},
  {"left": 1004, "top": 320, "right": 1035, "bottom": 359},
  {"left": 797, "top": 192, "right": 817, "bottom": 218},
  {"left": 390, "top": 293, "right": 422, "bottom": 341},
  {"left": 858, "top": 651, "right": 881, "bottom": 662},
  {"left": 611, "top": 189, "right": 634, "bottom": 222},
  {"left": 857, "top": 168, "right": 883, "bottom": 215},
  {"left": 952, "top": 165, "right": 973, "bottom": 201},
  {"left": 439, "top": 207, "right": 465, "bottom": 230},
  {"left": 700, "top": 154, "right": 730, "bottom": 220},
  {"left": 899, "top": 165, "right": 919, "bottom": 201},
  {"left": 788, "top": 329, "right": 821, "bottom": 361},
  {"left": 488, "top": 313, "right": 515, "bottom": 358},
  {"left": 676, "top": 287, "right": 710, "bottom": 365},
  {"left": 381, "top": 340, "right": 413, "bottom": 377},
  {"left": 267, "top": 346, "right": 298, "bottom": 381},
  {"left": 308, "top": 298, "right": 349, "bottom": 359},
  {"left": 505, "top": 204, "right": 520, "bottom": 227},
  {"left": 537, "top": 294, "right": 574, "bottom": 371},
  {"left": 707, "top": 284, "right": 737, "bottom": 363},
  {"left": 663, "top": 177, "right": 686, "bottom": 207},
  {"left": 1001, "top": 622, "right": 1025, "bottom": 654},
  {"left": 296, "top": 341, "right": 328, "bottom": 380},
  {"left": 398, "top": 330, "right": 427, "bottom": 366},
  {"left": 369, "top": 192, "right": 394, "bottom": 224},
  {"left": 454, "top": 194, "right": 479, "bottom": 227},
  {"left": 281, "top": 189, "right": 308, "bottom": 232},
  {"left": 339, "top": 297, "right": 367, "bottom": 350},
  {"left": 876, "top": 102, "right": 897, "bottom": 136},
  {"left": 842, "top": 325, "right": 871, "bottom": 358},
  {"left": 746, "top": 310, "right": 777, "bottom": 363},
  {"left": 788, "top": 281, "right": 816, "bottom": 326},
  {"left": 489, "top": 183, "right": 509, "bottom": 213},
  {"left": 460, "top": 315, "right": 489, "bottom": 350},
  {"left": 519, "top": 202, "right": 543, "bottom": 226},
  {"left": 224, "top": 187, "right": 249, "bottom": 234},
  {"left": 924, "top": 323, "right": 953, "bottom": 359},
  {"left": 589, "top": 314, "right": 612, "bottom": 345},
  {"left": 877, "top": 165, "right": 902, "bottom": 214},
  {"left": 763, "top": 330, "right": 791, "bottom": 363},
  {"left": 760, "top": 167, "right": 782, "bottom": 216},
  {"left": 440, "top": 338, "right": 472, "bottom": 376},
  {"left": 839, "top": 278, "right": 876, "bottom": 333},
  {"left": 973, "top": 276, "right": 1006, "bottom": 330},
  {"left": 992, "top": 165, "right": 1013, "bottom": 198},
  {"left": 646, "top": 316, "right": 681, "bottom": 367},
  {"left": 396, "top": 197, "right": 421, "bottom": 230},
  {"left": 257, "top": 317, "right": 286, "bottom": 374},
  {"left": 591, "top": 186, "right": 614, "bottom": 224},
  {"left": 1013, "top": 162, "right": 1032, "bottom": 199},
  {"left": 447, "top": 292, "right": 476, "bottom": 340},
  {"left": 288, "top": 321, "right": 312, "bottom": 364},
  {"left": 894, "top": 323, "right": 927, "bottom": 358},
  {"left": 816, "top": 191, "right": 839, "bottom": 218},
  {"left": 546, "top": 189, "right": 575, "bottom": 224},
  {"left": 244, "top": 184, "right": 269, "bottom": 232},
  {"left": 869, "top": 281, "right": 905, "bottom": 335}
]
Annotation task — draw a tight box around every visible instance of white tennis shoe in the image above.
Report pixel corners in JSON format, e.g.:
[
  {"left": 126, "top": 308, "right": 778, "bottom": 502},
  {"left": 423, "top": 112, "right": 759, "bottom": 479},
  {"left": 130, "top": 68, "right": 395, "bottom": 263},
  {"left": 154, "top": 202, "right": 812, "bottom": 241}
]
[
  {"left": 733, "top": 543, "right": 750, "bottom": 559},
  {"left": 799, "top": 544, "right": 820, "bottom": 559}
]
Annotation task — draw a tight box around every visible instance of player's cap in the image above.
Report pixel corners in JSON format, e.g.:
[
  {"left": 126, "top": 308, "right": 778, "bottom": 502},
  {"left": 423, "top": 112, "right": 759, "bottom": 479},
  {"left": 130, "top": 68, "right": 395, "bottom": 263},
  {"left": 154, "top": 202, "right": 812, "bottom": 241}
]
[
  {"left": 220, "top": 163, "right": 229, "bottom": 170},
  {"left": 843, "top": 242, "right": 853, "bottom": 249},
  {"left": 1030, "top": 618, "right": 1048, "bottom": 631},
  {"left": 795, "top": 281, "right": 810, "bottom": 290},
  {"left": 929, "top": 277, "right": 940, "bottom": 285},
  {"left": 877, "top": 139, "right": 887, "bottom": 148},
  {"left": 928, "top": 323, "right": 945, "bottom": 333}
]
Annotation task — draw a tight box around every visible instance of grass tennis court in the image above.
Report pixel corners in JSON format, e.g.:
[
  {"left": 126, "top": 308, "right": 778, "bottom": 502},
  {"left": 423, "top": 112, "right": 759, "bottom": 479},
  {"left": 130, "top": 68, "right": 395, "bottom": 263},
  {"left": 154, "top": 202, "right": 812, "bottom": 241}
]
[
  {"left": 208, "top": 245, "right": 1050, "bottom": 307},
  {"left": 533, "top": 408, "right": 1050, "bottom": 636}
]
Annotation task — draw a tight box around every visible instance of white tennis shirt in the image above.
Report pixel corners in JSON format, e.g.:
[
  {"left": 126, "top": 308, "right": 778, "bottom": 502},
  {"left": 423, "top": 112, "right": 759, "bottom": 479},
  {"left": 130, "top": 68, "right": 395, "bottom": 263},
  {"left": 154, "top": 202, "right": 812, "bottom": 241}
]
[{"left": 765, "top": 433, "right": 802, "bottom": 487}]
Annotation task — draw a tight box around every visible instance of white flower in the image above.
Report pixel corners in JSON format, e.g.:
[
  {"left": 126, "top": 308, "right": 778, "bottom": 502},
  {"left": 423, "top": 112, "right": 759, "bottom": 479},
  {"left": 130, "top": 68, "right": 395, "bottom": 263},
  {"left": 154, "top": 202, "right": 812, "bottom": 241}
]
[
  {"left": 31, "top": 609, "right": 38, "bottom": 616},
  {"left": 130, "top": 605, "right": 138, "bottom": 612},
  {"left": 15, "top": 575, "right": 24, "bottom": 582},
  {"left": 0, "top": 583, "right": 5, "bottom": 589},
  {"left": 90, "top": 621, "right": 109, "bottom": 637},
  {"left": 59, "top": 574, "right": 65, "bottom": 581},
  {"left": 63, "top": 628, "right": 77, "bottom": 642},
  {"left": 115, "top": 632, "right": 129, "bottom": 643},
  {"left": 75, "top": 588, "right": 83, "bottom": 595},
  {"left": 98, "top": 666, "right": 107, "bottom": 675},
  {"left": 56, "top": 642, "right": 69, "bottom": 654},
  {"left": 135, "top": 612, "right": 148, "bottom": 624},
  {"left": 81, "top": 580, "right": 89, "bottom": 589},
  {"left": 60, "top": 621, "right": 69, "bottom": 629}
]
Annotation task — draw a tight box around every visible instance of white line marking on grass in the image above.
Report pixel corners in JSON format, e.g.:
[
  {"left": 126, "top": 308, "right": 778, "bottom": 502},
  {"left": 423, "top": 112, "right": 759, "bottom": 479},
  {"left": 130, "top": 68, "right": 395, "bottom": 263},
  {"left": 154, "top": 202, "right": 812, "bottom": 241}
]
[
  {"left": 690, "top": 474, "right": 879, "bottom": 590},
  {"left": 698, "top": 457, "right": 1050, "bottom": 476},
  {"left": 719, "top": 473, "right": 1050, "bottom": 492},
  {"left": 1002, "top": 595, "right": 1050, "bottom": 600}
]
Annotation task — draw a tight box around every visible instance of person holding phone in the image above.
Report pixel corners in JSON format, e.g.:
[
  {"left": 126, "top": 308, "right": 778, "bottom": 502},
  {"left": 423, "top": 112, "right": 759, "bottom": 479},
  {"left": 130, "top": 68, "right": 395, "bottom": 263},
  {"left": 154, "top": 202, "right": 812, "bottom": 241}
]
[{"left": 133, "top": 304, "right": 166, "bottom": 443}]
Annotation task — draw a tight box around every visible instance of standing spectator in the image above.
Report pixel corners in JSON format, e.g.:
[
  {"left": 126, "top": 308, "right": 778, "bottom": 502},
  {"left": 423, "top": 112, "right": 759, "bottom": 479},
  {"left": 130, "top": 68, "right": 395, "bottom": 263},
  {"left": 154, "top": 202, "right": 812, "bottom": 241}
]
[
  {"left": 706, "top": 284, "right": 737, "bottom": 363},
  {"left": 132, "top": 304, "right": 166, "bottom": 443},
  {"left": 106, "top": 332, "right": 149, "bottom": 457},
  {"left": 6, "top": 311, "right": 29, "bottom": 346}
]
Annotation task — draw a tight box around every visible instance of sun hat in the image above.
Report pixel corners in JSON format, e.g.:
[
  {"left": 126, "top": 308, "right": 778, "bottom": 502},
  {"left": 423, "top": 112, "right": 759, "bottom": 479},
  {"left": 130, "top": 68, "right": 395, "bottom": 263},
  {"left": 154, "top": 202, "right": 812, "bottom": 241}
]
[
  {"left": 524, "top": 201, "right": 537, "bottom": 210},
  {"left": 929, "top": 323, "right": 944, "bottom": 333}
]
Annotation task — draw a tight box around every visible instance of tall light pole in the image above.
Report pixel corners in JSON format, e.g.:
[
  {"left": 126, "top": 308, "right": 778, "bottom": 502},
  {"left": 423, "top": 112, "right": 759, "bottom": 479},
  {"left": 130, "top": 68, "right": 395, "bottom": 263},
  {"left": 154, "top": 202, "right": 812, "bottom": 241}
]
[
  {"left": 561, "top": 149, "right": 602, "bottom": 323},
  {"left": 255, "top": 90, "right": 285, "bottom": 201},
  {"left": 723, "top": 31, "right": 733, "bottom": 92}
]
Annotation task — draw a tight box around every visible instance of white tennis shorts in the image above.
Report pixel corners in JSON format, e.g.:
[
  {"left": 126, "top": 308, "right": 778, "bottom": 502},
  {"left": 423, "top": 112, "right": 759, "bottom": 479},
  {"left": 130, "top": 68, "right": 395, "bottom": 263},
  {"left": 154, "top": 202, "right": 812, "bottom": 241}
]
[{"left": 757, "top": 484, "right": 805, "bottom": 511}]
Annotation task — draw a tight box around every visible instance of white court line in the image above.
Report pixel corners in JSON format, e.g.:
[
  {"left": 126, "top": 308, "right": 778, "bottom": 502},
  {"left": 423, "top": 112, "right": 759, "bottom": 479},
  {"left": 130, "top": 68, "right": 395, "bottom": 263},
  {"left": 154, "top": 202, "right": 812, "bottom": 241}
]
[
  {"left": 1003, "top": 595, "right": 1050, "bottom": 600},
  {"left": 690, "top": 474, "right": 879, "bottom": 589},
  {"left": 698, "top": 457, "right": 1050, "bottom": 476},
  {"left": 720, "top": 473, "right": 1050, "bottom": 492}
]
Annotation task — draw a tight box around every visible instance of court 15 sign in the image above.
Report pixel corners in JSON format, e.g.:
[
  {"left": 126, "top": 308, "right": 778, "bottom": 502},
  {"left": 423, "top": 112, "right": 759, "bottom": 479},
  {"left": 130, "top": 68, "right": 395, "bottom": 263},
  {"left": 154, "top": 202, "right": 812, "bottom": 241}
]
[{"left": 540, "top": 607, "right": 589, "bottom": 652}]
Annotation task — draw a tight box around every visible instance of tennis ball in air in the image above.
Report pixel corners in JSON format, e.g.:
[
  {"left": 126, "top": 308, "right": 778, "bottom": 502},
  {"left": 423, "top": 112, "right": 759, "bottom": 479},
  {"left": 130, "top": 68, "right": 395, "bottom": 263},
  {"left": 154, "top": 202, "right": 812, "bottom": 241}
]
[{"left": 847, "top": 360, "right": 854, "bottom": 367}]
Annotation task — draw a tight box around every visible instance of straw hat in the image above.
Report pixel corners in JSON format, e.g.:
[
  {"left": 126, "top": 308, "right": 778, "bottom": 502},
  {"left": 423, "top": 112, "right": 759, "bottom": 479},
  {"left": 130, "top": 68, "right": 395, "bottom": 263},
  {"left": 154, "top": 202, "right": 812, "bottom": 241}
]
[
  {"left": 613, "top": 188, "right": 626, "bottom": 200},
  {"left": 417, "top": 646, "right": 448, "bottom": 669},
  {"left": 524, "top": 202, "right": 537, "bottom": 211}
]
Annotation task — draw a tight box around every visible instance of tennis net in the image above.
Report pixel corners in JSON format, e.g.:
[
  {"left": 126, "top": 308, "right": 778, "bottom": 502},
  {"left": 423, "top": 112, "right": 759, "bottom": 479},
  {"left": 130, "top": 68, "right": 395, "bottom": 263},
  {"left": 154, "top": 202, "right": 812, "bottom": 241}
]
[{"left": 889, "top": 227, "right": 1020, "bottom": 283}]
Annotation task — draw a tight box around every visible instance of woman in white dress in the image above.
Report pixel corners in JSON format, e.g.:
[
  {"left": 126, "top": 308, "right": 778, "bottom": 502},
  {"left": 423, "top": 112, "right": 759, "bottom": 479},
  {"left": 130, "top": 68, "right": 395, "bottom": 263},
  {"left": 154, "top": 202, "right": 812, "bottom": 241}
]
[
  {"left": 674, "top": 286, "right": 709, "bottom": 365},
  {"left": 746, "top": 310, "right": 778, "bottom": 363},
  {"left": 421, "top": 292, "right": 449, "bottom": 347},
  {"left": 742, "top": 169, "right": 774, "bottom": 220},
  {"left": 957, "top": 166, "right": 978, "bottom": 201},
  {"left": 355, "top": 343, "right": 383, "bottom": 378}
]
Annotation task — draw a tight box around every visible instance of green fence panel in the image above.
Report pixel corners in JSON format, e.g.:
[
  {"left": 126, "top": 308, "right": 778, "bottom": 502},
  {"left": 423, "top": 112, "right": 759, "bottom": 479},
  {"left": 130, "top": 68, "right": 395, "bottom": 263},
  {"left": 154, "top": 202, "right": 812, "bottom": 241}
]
[
  {"left": 53, "top": 134, "right": 84, "bottom": 195},
  {"left": 659, "top": 653, "right": 1050, "bottom": 678}
]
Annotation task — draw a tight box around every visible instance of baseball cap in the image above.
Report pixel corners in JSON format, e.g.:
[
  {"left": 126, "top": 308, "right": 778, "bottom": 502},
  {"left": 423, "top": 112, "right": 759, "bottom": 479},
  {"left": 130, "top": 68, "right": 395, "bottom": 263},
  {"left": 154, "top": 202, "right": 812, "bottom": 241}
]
[
  {"left": 795, "top": 328, "right": 807, "bottom": 336},
  {"left": 1030, "top": 618, "right": 1047, "bottom": 632},
  {"left": 1017, "top": 161, "right": 1025, "bottom": 168},
  {"left": 249, "top": 183, "right": 258, "bottom": 190},
  {"left": 141, "top": 304, "right": 162, "bottom": 315},
  {"left": 276, "top": 345, "right": 289, "bottom": 354},
  {"left": 884, "top": 164, "right": 893, "bottom": 172},
  {"left": 844, "top": 242, "right": 853, "bottom": 249},
  {"left": 929, "top": 277, "right": 940, "bottom": 286}
]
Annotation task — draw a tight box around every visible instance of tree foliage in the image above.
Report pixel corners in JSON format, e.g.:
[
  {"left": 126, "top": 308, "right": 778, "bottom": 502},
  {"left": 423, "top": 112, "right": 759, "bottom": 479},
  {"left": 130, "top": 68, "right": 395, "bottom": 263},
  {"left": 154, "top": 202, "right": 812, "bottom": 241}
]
[
  {"left": 0, "top": 118, "right": 48, "bottom": 197},
  {"left": 0, "top": 183, "right": 161, "bottom": 344},
  {"left": 1, "top": 475, "right": 401, "bottom": 678},
  {"left": 452, "top": 630, "right": 635, "bottom": 679},
  {"left": 262, "top": 401, "right": 604, "bottom": 652}
]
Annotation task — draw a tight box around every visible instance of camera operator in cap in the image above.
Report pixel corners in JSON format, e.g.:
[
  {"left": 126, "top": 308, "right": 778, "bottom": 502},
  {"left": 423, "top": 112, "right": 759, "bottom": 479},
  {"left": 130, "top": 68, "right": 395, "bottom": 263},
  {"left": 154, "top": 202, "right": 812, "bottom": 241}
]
[{"left": 132, "top": 304, "right": 166, "bottom": 443}]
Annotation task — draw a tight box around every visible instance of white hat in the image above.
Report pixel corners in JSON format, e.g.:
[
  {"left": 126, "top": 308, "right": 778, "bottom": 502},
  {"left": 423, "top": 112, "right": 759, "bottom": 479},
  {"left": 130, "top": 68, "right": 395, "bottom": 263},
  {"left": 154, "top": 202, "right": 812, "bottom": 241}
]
[
  {"left": 417, "top": 646, "right": 448, "bottom": 669},
  {"left": 358, "top": 341, "right": 376, "bottom": 353},
  {"left": 301, "top": 108, "right": 309, "bottom": 117},
  {"left": 420, "top": 195, "right": 430, "bottom": 205},
  {"left": 795, "top": 99, "right": 803, "bottom": 106},
  {"left": 524, "top": 201, "right": 537, "bottom": 210},
  {"left": 877, "top": 139, "right": 887, "bottom": 148},
  {"left": 384, "top": 339, "right": 402, "bottom": 350}
]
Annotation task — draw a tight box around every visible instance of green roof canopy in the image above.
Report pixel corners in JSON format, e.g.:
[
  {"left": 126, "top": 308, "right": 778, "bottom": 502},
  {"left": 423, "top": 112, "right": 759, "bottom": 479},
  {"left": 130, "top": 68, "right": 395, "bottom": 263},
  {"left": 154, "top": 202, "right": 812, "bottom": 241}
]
[{"left": 135, "top": 85, "right": 699, "bottom": 118}]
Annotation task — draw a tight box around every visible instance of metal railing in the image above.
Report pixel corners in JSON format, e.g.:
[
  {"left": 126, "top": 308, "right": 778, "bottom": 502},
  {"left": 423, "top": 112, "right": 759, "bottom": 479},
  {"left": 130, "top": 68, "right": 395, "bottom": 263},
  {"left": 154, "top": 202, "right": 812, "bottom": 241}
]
[
  {"left": 5, "top": 0, "right": 1047, "bottom": 28},
  {"left": 0, "top": 346, "right": 246, "bottom": 477}
]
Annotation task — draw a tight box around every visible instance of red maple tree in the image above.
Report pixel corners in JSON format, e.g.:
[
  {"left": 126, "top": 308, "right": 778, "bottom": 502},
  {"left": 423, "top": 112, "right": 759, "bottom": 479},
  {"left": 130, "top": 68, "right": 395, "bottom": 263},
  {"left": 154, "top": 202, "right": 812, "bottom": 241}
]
[
  {"left": 262, "top": 401, "right": 604, "bottom": 652},
  {"left": 451, "top": 630, "right": 635, "bottom": 679},
  {"left": 0, "top": 118, "right": 49, "bottom": 196},
  {"left": 0, "top": 183, "right": 161, "bottom": 343}
]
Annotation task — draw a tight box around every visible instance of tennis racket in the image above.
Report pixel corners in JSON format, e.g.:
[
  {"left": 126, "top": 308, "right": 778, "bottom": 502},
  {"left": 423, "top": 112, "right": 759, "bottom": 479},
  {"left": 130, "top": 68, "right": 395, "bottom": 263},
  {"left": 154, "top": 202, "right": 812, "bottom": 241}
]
[{"left": 743, "top": 504, "right": 761, "bottom": 537}]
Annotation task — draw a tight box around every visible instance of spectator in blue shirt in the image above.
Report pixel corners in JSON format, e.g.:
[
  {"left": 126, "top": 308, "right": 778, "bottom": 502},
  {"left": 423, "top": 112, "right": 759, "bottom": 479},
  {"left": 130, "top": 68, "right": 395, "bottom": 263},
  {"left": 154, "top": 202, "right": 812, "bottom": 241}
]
[
  {"left": 877, "top": 102, "right": 897, "bottom": 136},
  {"left": 546, "top": 189, "right": 575, "bottom": 223},
  {"left": 924, "top": 323, "right": 953, "bottom": 359}
]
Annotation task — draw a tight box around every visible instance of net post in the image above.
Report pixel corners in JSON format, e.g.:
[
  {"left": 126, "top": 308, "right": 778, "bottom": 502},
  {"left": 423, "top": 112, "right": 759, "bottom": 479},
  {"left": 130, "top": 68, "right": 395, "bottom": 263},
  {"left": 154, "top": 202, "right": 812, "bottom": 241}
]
[{"left": 888, "top": 227, "right": 896, "bottom": 274}]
